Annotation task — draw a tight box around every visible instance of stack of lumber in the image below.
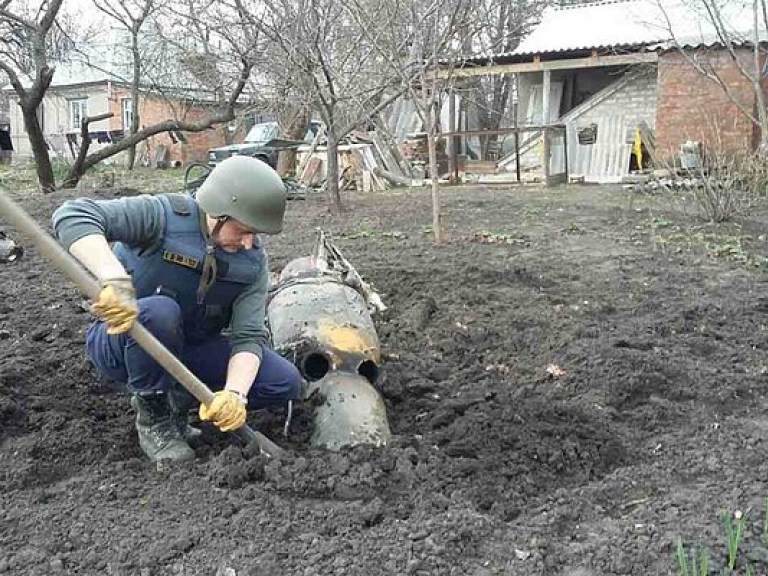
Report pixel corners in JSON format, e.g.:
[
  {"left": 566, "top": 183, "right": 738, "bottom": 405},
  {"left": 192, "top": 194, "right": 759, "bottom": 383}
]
[{"left": 297, "top": 129, "right": 414, "bottom": 191}]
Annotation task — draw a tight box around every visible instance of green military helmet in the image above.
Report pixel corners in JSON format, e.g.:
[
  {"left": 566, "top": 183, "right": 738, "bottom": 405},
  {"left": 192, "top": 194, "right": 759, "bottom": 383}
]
[{"left": 196, "top": 156, "right": 287, "bottom": 234}]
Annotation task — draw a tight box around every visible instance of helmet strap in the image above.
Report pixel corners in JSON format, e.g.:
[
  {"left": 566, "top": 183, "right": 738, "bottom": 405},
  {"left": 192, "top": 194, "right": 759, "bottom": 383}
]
[
  {"left": 210, "top": 216, "right": 228, "bottom": 241},
  {"left": 196, "top": 211, "right": 225, "bottom": 304}
]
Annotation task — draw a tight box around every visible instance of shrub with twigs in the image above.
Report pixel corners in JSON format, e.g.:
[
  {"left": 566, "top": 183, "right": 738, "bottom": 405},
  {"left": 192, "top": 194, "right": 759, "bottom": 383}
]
[{"left": 685, "top": 151, "right": 768, "bottom": 223}]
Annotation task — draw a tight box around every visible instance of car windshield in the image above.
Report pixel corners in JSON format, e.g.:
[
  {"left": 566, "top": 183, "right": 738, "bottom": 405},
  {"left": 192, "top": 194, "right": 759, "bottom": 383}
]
[{"left": 244, "top": 123, "right": 278, "bottom": 143}]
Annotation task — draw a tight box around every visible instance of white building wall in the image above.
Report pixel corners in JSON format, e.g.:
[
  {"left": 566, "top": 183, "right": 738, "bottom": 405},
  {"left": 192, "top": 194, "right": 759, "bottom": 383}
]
[
  {"left": 568, "top": 70, "right": 657, "bottom": 129},
  {"left": 7, "top": 84, "right": 111, "bottom": 158},
  {"left": 504, "top": 68, "right": 657, "bottom": 182},
  {"left": 565, "top": 70, "right": 657, "bottom": 182}
]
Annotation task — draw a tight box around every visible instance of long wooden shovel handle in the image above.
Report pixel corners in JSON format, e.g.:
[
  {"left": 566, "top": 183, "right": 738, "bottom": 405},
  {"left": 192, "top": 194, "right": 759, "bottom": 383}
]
[{"left": 0, "top": 190, "right": 283, "bottom": 458}]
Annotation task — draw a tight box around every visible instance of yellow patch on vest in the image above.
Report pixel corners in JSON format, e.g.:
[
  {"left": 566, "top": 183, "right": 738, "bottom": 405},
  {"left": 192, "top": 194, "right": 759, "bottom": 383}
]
[{"left": 162, "top": 250, "right": 199, "bottom": 270}]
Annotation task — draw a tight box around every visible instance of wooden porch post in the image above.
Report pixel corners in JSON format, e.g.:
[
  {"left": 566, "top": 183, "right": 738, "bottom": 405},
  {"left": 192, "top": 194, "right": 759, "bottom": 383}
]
[
  {"left": 448, "top": 88, "right": 457, "bottom": 183},
  {"left": 542, "top": 70, "right": 551, "bottom": 125}
]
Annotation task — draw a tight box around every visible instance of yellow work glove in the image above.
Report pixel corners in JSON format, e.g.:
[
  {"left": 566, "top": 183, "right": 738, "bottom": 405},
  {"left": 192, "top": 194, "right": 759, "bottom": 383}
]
[
  {"left": 199, "top": 390, "right": 247, "bottom": 432},
  {"left": 90, "top": 275, "right": 138, "bottom": 335}
]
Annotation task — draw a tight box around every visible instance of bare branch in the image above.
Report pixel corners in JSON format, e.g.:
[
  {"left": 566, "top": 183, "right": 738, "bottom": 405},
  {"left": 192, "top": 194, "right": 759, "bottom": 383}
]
[{"left": 0, "top": 5, "right": 35, "bottom": 29}]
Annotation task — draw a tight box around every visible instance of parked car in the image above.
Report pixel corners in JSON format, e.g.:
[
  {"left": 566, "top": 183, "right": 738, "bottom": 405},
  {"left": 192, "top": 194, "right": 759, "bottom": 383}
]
[{"left": 207, "top": 120, "right": 322, "bottom": 167}]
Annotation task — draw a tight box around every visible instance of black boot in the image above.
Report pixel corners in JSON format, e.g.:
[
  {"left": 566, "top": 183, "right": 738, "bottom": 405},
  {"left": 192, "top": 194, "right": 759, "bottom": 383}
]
[
  {"left": 167, "top": 387, "right": 202, "bottom": 443},
  {"left": 130, "top": 393, "right": 196, "bottom": 462}
]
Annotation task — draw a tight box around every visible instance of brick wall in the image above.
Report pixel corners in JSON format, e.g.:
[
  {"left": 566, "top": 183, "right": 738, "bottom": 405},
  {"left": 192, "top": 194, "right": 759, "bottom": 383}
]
[
  {"left": 109, "top": 86, "right": 239, "bottom": 165},
  {"left": 112, "top": 89, "right": 232, "bottom": 165},
  {"left": 656, "top": 49, "right": 759, "bottom": 160}
]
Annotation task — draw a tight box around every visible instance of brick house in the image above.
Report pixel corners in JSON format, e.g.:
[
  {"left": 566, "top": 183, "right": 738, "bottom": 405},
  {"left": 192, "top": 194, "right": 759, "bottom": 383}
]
[
  {"left": 452, "top": 0, "right": 766, "bottom": 182},
  {"left": 3, "top": 62, "right": 240, "bottom": 167}
]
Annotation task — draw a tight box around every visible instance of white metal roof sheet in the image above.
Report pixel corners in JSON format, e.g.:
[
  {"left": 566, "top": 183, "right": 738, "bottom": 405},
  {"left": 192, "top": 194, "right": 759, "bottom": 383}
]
[{"left": 511, "top": 0, "right": 768, "bottom": 56}]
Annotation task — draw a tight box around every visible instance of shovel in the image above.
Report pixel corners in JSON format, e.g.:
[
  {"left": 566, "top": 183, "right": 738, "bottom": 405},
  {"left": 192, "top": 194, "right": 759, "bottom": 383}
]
[{"left": 0, "top": 190, "right": 283, "bottom": 458}]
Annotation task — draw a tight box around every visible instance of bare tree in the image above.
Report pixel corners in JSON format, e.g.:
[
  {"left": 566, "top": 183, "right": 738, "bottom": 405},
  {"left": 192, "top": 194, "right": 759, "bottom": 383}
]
[
  {"left": 0, "top": 0, "right": 69, "bottom": 192},
  {"left": 659, "top": 0, "right": 768, "bottom": 151},
  {"left": 0, "top": 0, "right": 262, "bottom": 191},
  {"left": 274, "top": 104, "right": 311, "bottom": 176},
  {"left": 153, "top": 0, "right": 250, "bottom": 148},
  {"left": 249, "top": 27, "right": 320, "bottom": 176},
  {"left": 62, "top": 0, "right": 264, "bottom": 188},
  {"left": 91, "top": 0, "right": 157, "bottom": 169},
  {"left": 255, "top": 0, "right": 406, "bottom": 211},
  {"left": 345, "top": 0, "right": 476, "bottom": 242},
  {"left": 463, "top": 0, "right": 546, "bottom": 157}
]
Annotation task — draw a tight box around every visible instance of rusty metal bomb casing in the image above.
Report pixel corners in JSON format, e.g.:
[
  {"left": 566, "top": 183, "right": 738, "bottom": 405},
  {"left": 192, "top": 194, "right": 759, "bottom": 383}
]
[
  {"left": 269, "top": 256, "right": 381, "bottom": 384},
  {"left": 267, "top": 256, "right": 391, "bottom": 450},
  {"left": 311, "top": 372, "right": 390, "bottom": 450}
]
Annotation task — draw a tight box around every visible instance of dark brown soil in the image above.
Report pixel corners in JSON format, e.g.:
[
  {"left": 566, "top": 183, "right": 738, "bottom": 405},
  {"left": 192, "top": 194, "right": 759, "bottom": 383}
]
[{"left": 3, "top": 176, "right": 768, "bottom": 575}]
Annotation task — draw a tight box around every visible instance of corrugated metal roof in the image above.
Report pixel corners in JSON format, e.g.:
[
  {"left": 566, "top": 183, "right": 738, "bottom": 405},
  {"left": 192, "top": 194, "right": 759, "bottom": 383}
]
[{"left": 508, "top": 0, "right": 768, "bottom": 57}]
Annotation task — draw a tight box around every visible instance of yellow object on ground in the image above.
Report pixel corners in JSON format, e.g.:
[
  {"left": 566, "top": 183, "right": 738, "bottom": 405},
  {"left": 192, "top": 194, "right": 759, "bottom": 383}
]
[{"left": 633, "top": 128, "right": 643, "bottom": 168}]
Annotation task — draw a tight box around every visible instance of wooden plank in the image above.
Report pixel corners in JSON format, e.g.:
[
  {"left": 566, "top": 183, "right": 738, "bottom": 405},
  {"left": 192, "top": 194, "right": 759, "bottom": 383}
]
[
  {"left": 300, "top": 157, "right": 322, "bottom": 185},
  {"left": 370, "top": 169, "right": 387, "bottom": 191},
  {"left": 463, "top": 160, "right": 497, "bottom": 174},
  {"left": 371, "top": 133, "right": 404, "bottom": 177},
  {"left": 431, "top": 52, "right": 658, "bottom": 79},
  {"left": 295, "top": 124, "right": 326, "bottom": 177},
  {"left": 362, "top": 170, "right": 373, "bottom": 193},
  {"left": 375, "top": 113, "right": 412, "bottom": 174},
  {"left": 441, "top": 124, "right": 565, "bottom": 138}
]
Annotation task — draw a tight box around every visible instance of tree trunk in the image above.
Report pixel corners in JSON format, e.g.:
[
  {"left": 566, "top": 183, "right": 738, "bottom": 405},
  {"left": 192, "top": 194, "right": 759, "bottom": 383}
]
[
  {"left": 127, "top": 35, "right": 142, "bottom": 170},
  {"left": 62, "top": 112, "right": 114, "bottom": 188},
  {"left": 426, "top": 97, "right": 443, "bottom": 244},
  {"left": 126, "top": 89, "right": 139, "bottom": 169},
  {"left": 325, "top": 130, "right": 343, "bottom": 212},
  {"left": 21, "top": 104, "right": 55, "bottom": 193},
  {"left": 276, "top": 107, "right": 310, "bottom": 176}
]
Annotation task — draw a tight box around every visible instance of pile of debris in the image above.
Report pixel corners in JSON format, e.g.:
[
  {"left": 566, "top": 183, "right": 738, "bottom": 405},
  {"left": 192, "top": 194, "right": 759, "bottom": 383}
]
[
  {"left": 624, "top": 169, "right": 731, "bottom": 194},
  {"left": 296, "top": 127, "right": 415, "bottom": 192}
]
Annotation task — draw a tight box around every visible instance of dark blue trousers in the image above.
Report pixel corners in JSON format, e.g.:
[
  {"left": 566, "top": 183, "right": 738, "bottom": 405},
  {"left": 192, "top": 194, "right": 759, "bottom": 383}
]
[{"left": 85, "top": 295, "right": 303, "bottom": 409}]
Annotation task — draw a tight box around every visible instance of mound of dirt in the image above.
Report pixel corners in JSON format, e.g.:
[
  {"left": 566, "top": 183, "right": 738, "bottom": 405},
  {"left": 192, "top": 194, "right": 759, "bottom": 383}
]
[{"left": 2, "top": 181, "right": 768, "bottom": 575}]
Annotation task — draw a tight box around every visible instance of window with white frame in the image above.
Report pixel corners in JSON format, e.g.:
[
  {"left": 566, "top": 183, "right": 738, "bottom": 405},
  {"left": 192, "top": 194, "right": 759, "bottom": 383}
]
[
  {"left": 121, "top": 97, "right": 133, "bottom": 130},
  {"left": 69, "top": 98, "right": 88, "bottom": 131}
]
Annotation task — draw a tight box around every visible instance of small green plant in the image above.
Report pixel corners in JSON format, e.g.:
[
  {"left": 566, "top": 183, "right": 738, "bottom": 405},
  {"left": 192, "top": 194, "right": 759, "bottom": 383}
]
[
  {"left": 381, "top": 230, "right": 407, "bottom": 240},
  {"left": 343, "top": 220, "right": 375, "bottom": 239},
  {"left": 524, "top": 206, "right": 542, "bottom": 218},
  {"left": 50, "top": 158, "right": 72, "bottom": 182},
  {"left": 703, "top": 236, "right": 767, "bottom": 268},
  {"left": 650, "top": 216, "right": 674, "bottom": 229},
  {"left": 677, "top": 537, "right": 710, "bottom": 576},
  {"left": 651, "top": 225, "right": 767, "bottom": 269},
  {"left": 722, "top": 509, "right": 749, "bottom": 571}
]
